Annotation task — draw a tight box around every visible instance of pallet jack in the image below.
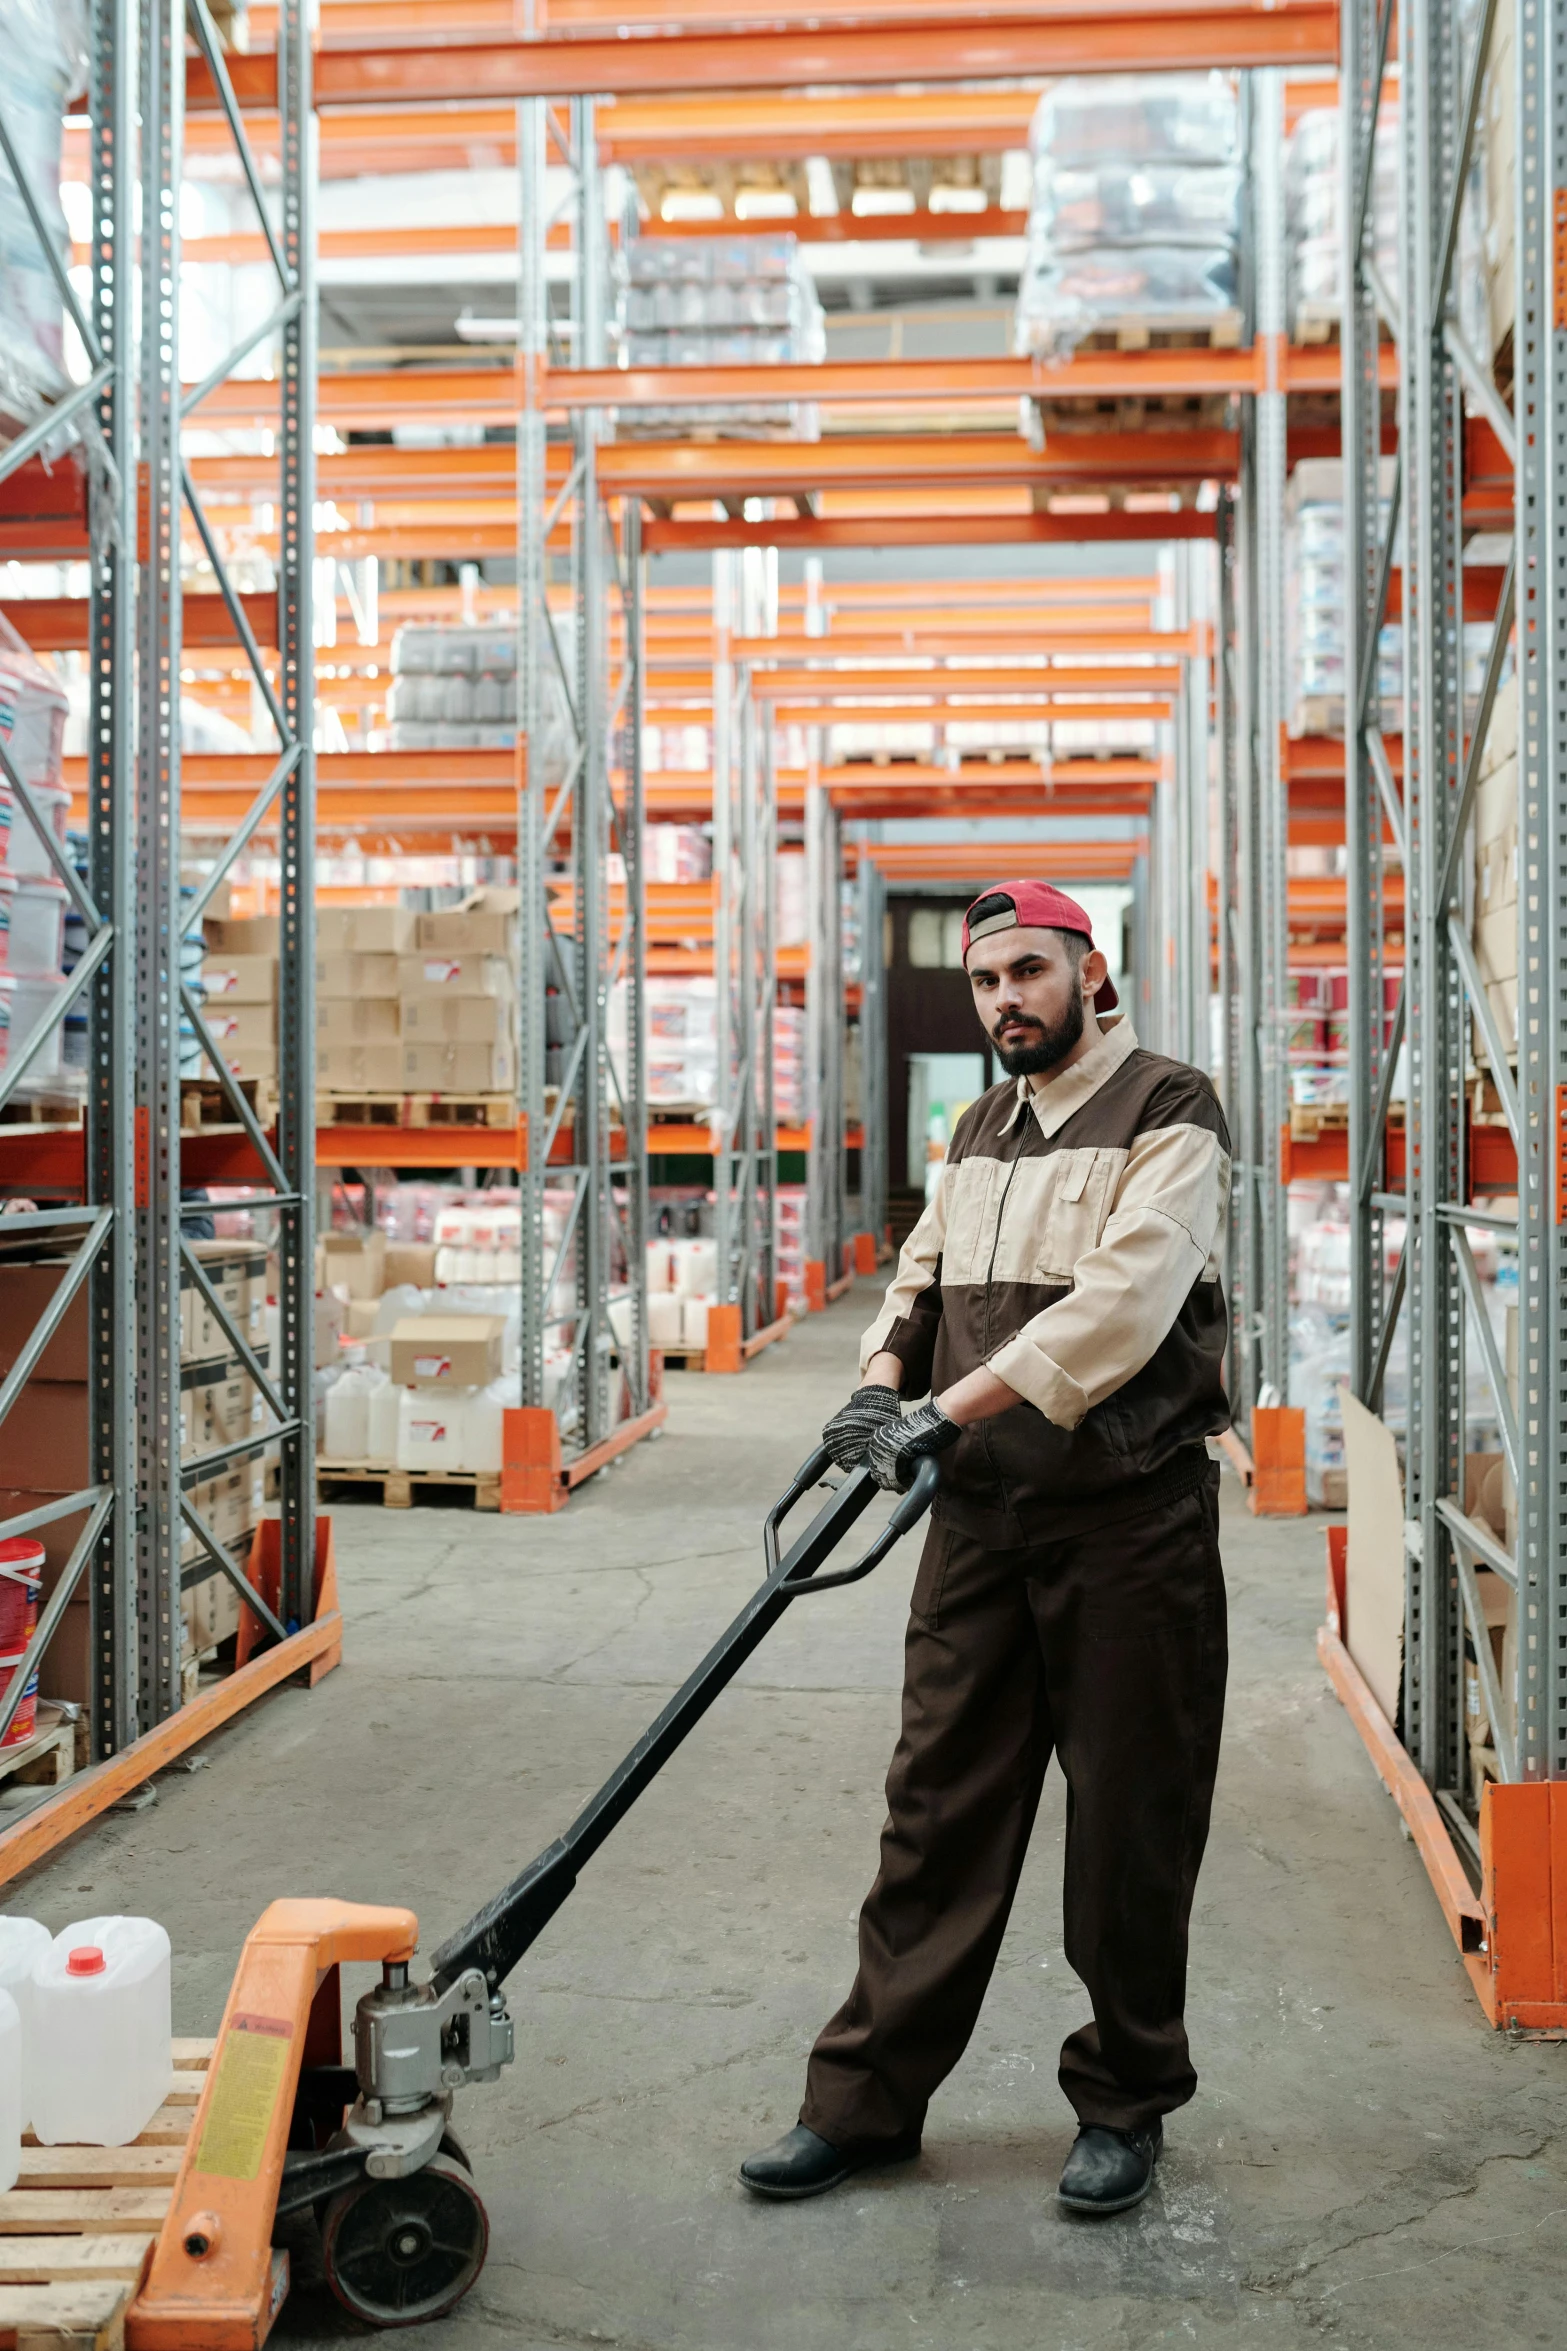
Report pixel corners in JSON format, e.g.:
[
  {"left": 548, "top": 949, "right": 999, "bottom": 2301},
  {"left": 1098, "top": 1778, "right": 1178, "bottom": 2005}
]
[{"left": 127, "top": 1448, "right": 940, "bottom": 2344}]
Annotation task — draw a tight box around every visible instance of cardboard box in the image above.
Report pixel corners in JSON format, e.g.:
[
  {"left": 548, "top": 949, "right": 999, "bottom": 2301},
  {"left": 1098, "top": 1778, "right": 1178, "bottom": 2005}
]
[
  {"left": 316, "top": 953, "right": 400, "bottom": 998},
  {"left": 390, "top": 1314, "right": 506, "bottom": 1389},
  {"left": 401, "top": 1041, "right": 515, "bottom": 1093},
  {"left": 319, "top": 1230, "right": 386, "bottom": 1301},
  {"left": 316, "top": 905, "right": 416, "bottom": 956},
  {"left": 183, "top": 1242, "right": 265, "bottom": 1361},
  {"left": 206, "top": 915, "right": 280, "bottom": 956},
  {"left": 415, "top": 888, "right": 519, "bottom": 958},
  {"left": 204, "top": 1004, "right": 277, "bottom": 1054},
  {"left": 400, "top": 994, "right": 513, "bottom": 1045},
  {"left": 222, "top": 1047, "right": 278, "bottom": 1082},
  {"left": 383, "top": 1243, "right": 438, "bottom": 1289},
  {"left": 193, "top": 1363, "right": 262, "bottom": 1451},
  {"left": 398, "top": 954, "right": 514, "bottom": 1001},
  {"left": 202, "top": 955, "right": 278, "bottom": 1003},
  {"left": 0, "top": 1264, "right": 90, "bottom": 1382},
  {"left": 317, "top": 1041, "right": 404, "bottom": 1090},
  {"left": 314, "top": 1288, "right": 345, "bottom": 1367},
  {"left": 319, "top": 997, "right": 400, "bottom": 1044},
  {"left": 343, "top": 1298, "right": 381, "bottom": 1340}
]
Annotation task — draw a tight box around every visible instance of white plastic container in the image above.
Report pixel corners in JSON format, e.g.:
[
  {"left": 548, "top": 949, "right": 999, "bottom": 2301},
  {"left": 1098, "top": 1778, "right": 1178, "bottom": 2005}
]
[
  {"left": 4, "top": 780, "right": 69, "bottom": 880},
  {"left": 681, "top": 1294, "right": 712, "bottom": 1349},
  {"left": 674, "top": 1238, "right": 719, "bottom": 1299},
  {"left": 324, "top": 1363, "right": 388, "bottom": 1462},
  {"left": 464, "top": 1374, "right": 519, "bottom": 1474},
  {"left": 0, "top": 1988, "right": 18, "bottom": 2192},
  {"left": 0, "top": 1918, "right": 49, "bottom": 2128},
  {"left": 31, "top": 1915, "right": 173, "bottom": 2146},
  {"left": 8, "top": 875, "right": 65, "bottom": 973},
  {"left": 5, "top": 972, "right": 63, "bottom": 1087},
  {"left": 366, "top": 1379, "right": 401, "bottom": 1463},
  {"left": 648, "top": 1291, "right": 682, "bottom": 1349},
  {"left": 397, "top": 1386, "right": 468, "bottom": 1472}
]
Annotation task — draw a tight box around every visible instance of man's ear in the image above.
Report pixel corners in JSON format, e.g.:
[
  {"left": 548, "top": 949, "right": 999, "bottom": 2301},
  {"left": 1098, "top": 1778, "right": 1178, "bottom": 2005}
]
[{"left": 1081, "top": 946, "right": 1109, "bottom": 1000}]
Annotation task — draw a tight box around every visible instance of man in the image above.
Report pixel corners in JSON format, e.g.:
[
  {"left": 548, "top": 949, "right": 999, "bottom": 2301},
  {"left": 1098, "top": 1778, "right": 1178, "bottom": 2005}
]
[{"left": 741, "top": 881, "right": 1231, "bottom": 2217}]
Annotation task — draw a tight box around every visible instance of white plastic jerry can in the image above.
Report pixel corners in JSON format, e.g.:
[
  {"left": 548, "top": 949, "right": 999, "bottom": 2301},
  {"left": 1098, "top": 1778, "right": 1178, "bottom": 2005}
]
[
  {"left": 31, "top": 1916, "right": 173, "bottom": 2147},
  {"left": 0, "top": 1986, "right": 19, "bottom": 2191},
  {"left": 0, "top": 1916, "right": 50, "bottom": 2128}
]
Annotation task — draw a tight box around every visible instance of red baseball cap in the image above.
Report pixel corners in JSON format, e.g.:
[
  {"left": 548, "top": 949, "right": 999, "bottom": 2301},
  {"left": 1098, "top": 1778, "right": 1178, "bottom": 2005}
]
[{"left": 961, "top": 881, "right": 1119, "bottom": 1011}]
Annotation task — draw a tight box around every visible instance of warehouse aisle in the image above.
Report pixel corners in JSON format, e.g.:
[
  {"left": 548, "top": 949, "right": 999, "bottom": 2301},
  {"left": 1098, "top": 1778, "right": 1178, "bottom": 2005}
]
[{"left": 14, "top": 1287, "right": 1566, "bottom": 2349}]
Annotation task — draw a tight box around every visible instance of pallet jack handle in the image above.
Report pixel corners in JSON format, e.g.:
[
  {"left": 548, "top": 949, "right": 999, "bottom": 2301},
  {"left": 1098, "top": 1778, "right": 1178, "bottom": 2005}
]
[{"left": 428, "top": 1449, "right": 941, "bottom": 1997}]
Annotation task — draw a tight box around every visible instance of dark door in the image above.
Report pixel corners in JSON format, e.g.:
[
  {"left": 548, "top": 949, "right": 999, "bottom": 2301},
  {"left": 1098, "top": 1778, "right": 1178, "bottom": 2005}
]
[{"left": 884, "top": 896, "right": 993, "bottom": 1193}]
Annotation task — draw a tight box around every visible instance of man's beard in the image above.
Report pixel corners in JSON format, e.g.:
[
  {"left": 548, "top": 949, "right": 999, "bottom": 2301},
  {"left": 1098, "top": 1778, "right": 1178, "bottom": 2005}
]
[{"left": 991, "top": 991, "right": 1085, "bottom": 1077}]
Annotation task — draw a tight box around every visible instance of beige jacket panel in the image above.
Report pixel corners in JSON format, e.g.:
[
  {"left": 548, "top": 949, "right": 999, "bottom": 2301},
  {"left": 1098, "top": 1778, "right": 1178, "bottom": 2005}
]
[
  {"left": 986, "top": 1119, "right": 1230, "bottom": 1428},
  {"left": 859, "top": 1178, "right": 946, "bottom": 1376}
]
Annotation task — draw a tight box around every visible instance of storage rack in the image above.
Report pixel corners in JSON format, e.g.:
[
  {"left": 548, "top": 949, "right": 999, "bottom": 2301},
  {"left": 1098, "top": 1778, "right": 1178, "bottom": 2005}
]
[
  {"left": 0, "top": 0, "right": 334, "bottom": 1882},
  {"left": 1326, "top": 0, "right": 1567, "bottom": 2030}
]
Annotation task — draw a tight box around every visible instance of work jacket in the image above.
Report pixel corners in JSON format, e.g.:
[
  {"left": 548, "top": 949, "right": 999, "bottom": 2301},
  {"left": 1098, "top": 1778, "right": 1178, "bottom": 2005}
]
[{"left": 863, "top": 1014, "right": 1232, "bottom": 1545}]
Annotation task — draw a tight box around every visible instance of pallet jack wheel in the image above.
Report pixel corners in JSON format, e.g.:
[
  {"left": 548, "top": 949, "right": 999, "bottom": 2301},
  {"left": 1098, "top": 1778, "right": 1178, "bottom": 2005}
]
[{"left": 320, "top": 2153, "right": 489, "bottom": 2327}]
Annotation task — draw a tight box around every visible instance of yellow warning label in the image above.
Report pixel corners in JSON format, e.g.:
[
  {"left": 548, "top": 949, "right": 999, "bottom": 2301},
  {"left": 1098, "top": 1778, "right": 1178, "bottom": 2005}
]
[{"left": 194, "top": 2013, "right": 293, "bottom": 2182}]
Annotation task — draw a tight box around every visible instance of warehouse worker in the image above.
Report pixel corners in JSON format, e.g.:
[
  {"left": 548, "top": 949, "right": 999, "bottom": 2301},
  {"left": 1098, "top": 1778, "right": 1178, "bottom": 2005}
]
[{"left": 741, "top": 881, "right": 1230, "bottom": 2218}]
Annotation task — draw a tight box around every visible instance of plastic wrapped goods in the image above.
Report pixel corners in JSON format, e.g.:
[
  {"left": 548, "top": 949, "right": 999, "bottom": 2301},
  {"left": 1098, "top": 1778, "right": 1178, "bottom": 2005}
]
[
  {"left": 0, "top": 1, "right": 88, "bottom": 445},
  {"left": 1017, "top": 75, "right": 1241, "bottom": 358},
  {"left": 615, "top": 233, "right": 824, "bottom": 435},
  {"left": 1285, "top": 103, "right": 1400, "bottom": 338}
]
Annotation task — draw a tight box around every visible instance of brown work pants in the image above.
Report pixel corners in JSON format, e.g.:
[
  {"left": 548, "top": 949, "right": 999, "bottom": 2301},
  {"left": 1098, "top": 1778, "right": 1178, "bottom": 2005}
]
[{"left": 800, "top": 1468, "right": 1226, "bottom": 2144}]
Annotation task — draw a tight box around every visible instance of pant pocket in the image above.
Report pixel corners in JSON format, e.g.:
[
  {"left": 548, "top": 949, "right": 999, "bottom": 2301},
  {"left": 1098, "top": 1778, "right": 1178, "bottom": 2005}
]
[{"left": 909, "top": 1521, "right": 955, "bottom": 1631}]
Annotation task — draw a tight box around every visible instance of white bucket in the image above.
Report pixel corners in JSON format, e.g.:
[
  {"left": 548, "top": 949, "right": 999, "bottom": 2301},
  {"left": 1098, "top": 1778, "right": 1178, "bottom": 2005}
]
[
  {"left": 31, "top": 1915, "right": 173, "bottom": 2147},
  {"left": 8, "top": 875, "right": 65, "bottom": 974},
  {"left": 4, "top": 780, "right": 69, "bottom": 880}
]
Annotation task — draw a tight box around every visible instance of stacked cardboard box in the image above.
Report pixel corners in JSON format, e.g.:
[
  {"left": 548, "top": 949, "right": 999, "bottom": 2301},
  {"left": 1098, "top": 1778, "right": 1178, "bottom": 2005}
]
[
  {"left": 203, "top": 913, "right": 278, "bottom": 1098},
  {"left": 401, "top": 890, "right": 517, "bottom": 1097},
  {"left": 178, "top": 1240, "right": 272, "bottom": 1657},
  {"left": 316, "top": 905, "right": 412, "bottom": 1094}
]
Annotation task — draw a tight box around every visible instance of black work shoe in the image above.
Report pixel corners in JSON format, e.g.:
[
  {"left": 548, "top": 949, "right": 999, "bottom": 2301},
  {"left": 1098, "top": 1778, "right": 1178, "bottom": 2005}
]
[
  {"left": 1056, "top": 2121, "right": 1163, "bottom": 2215},
  {"left": 739, "top": 2123, "right": 921, "bottom": 2202}
]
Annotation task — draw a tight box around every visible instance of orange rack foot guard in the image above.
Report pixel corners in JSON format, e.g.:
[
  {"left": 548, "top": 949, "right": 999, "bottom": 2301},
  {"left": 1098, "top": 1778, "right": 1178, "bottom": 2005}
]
[{"left": 129, "top": 1899, "right": 418, "bottom": 2350}]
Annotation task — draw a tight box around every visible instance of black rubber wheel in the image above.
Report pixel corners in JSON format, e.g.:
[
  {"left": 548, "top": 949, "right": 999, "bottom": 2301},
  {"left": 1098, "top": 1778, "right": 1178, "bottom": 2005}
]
[{"left": 320, "top": 2154, "right": 489, "bottom": 2328}]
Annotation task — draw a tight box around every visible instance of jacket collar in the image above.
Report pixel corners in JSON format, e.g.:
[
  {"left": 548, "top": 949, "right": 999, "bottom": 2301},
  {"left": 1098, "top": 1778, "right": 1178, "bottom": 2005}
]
[{"left": 1004, "top": 1013, "right": 1139, "bottom": 1140}]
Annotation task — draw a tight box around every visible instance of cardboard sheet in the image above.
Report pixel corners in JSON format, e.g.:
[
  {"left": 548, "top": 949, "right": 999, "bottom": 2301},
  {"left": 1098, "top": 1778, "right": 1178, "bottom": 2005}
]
[{"left": 1340, "top": 1385, "right": 1405, "bottom": 1727}]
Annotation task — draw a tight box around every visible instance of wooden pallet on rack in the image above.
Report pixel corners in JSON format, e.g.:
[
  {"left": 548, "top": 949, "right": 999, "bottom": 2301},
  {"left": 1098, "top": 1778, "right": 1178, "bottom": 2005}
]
[
  {"left": 405, "top": 1092, "right": 518, "bottom": 1131},
  {"left": 0, "top": 2038, "right": 213, "bottom": 2347},
  {"left": 180, "top": 1074, "right": 275, "bottom": 1134},
  {"left": 316, "top": 1459, "right": 501, "bottom": 1511},
  {"left": 1289, "top": 1102, "right": 1350, "bottom": 1142},
  {"left": 315, "top": 1090, "right": 407, "bottom": 1129},
  {"left": 0, "top": 1705, "right": 82, "bottom": 1797},
  {"left": 1029, "top": 309, "right": 1245, "bottom": 356},
  {"left": 0, "top": 1094, "right": 83, "bottom": 1129}
]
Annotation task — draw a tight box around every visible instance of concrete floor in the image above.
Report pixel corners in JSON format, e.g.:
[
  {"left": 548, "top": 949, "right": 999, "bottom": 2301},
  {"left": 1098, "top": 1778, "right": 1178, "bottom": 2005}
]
[{"left": 13, "top": 1282, "right": 1567, "bottom": 2348}]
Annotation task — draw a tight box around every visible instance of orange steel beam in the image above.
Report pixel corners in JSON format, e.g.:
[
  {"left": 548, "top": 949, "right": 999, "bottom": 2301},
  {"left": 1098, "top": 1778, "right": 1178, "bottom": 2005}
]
[
  {"left": 752, "top": 663, "right": 1186, "bottom": 698},
  {"left": 601, "top": 89, "right": 1038, "bottom": 162},
  {"left": 641, "top": 512, "right": 1221, "bottom": 551},
  {"left": 197, "top": 11, "right": 1338, "bottom": 107},
  {"left": 4, "top": 591, "right": 278, "bottom": 652},
  {"left": 734, "top": 627, "right": 1202, "bottom": 664},
  {"left": 865, "top": 839, "right": 1144, "bottom": 879},
  {"left": 252, "top": 0, "right": 1310, "bottom": 34},
  {"left": 771, "top": 699, "right": 1173, "bottom": 725},
  {"left": 600, "top": 430, "right": 1238, "bottom": 498}
]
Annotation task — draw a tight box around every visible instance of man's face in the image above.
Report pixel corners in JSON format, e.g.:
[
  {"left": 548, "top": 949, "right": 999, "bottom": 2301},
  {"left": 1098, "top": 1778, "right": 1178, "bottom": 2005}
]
[{"left": 965, "top": 925, "right": 1103, "bottom": 1077}]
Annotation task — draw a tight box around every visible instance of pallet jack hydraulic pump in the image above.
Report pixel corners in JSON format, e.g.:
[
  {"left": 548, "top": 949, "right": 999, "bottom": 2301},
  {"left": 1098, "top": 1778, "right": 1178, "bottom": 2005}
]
[{"left": 127, "top": 1449, "right": 940, "bottom": 2344}]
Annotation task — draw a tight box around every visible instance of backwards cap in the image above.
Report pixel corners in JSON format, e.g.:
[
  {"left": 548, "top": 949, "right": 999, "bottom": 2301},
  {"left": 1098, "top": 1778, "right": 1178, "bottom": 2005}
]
[{"left": 961, "top": 880, "right": 1119, "bottom": 1012}]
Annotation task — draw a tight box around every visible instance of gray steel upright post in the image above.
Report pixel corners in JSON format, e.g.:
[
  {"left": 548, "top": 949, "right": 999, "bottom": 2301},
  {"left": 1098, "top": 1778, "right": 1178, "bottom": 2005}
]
[
  {"left": 136, "top": 0, "right": 182, "bottom": 1725},
  {"left": 1232, "top": 423, "right": 1265, "bottom": 1430},
  {"left": 88, "top": 0, "right": 136, "bottom": 1753},
  {"left": 574, "top": 95, "right": 611, "bottom": 1447},
  {"left": 620, "top": 504, "right": 650, "bottom": 1418},
  {"left": 1251, "top": 67, "right": 1291, "bottom": 1403},
  {"left": 275, "top": 0, "right": 316, "bottom": 1625},
  {"left": 1341, "top": 0, "right": 1395, "bottom": 1404},
  {"left": 711, "top": 551, "right": 736, "bottom": 1320},
  {"left": 1401, "top": 0, "right": 1465, "bottom": 1791},
  {"left": 1513, "top": 0, "right": 1567, "bottom": 1780},
  {"left": 857, "top": 850, "right": 887, "bottom": 1249},
  {"left": 1215, "top": 491, "right": 1243, "bottom": 1404},
  {"left": 515, "top": 94, "right": 547, "bottom": 1414}
]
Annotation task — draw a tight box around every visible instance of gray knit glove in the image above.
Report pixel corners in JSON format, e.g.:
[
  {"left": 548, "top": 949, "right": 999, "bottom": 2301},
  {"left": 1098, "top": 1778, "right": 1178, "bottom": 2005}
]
[
  {"left": 866, "top": 1399, "right": 961, "bottom": 1494},
  {"left": 821, "top": 1383, "right": 903, "bottom": 1471}
]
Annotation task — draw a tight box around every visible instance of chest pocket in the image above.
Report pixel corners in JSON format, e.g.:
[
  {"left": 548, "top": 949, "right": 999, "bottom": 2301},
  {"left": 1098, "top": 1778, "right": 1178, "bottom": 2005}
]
[
  {"left": 941, "top": 1154, "right": 999, "bottom": 1285},
  {"left": 1031, "top": 1147, "right": 1119, "bottom": 1284}
]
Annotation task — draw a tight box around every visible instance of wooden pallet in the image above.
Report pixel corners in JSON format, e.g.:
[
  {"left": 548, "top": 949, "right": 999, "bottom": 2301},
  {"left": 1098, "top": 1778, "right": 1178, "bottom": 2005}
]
[
  {"left": 316, "top": 1459, "right": 501, "bottom": 1511},
  {"left": 179, "top": 1074, "right": 274, "bottom": 1135},
  {"left": 315, "top": 1090, "right": 406, "bottom": 1129},
  {"left": 1293, "top": 301, "right": 1341, "bottom": 345},
  {"left": 0, "top": 1706, "right": 81, "bottom": 1795},
  {"left": 1290, "top": 1103, "right": 1350, "bottom": 1141},
  {"left": 654, "top": 1347, "right": 707, "bottom": 1372},
  {"left": 0, "top": 1095, "right": 82, "bottom": 1129},
  {"left": 1029, "top": 308, "right": 1245, "bottom": 356},
  {"left": 0, "top": 2039, "right": 213, "bottom": 2348},
  {"left": 405, "top": 1093, "right": 518, "bottom": 1131},
  {"left": 1031, "top": 389, "right": 1233, "bottom": 432}
]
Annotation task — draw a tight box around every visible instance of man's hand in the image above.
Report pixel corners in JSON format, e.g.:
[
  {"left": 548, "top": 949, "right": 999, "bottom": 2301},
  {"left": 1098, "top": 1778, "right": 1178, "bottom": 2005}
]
[
  {"left": 821, "top": 1383, "right": 903, "bottom": 1471},
  {"left": 866, "top": 1399, "right": 962, "bottom": 1494}
]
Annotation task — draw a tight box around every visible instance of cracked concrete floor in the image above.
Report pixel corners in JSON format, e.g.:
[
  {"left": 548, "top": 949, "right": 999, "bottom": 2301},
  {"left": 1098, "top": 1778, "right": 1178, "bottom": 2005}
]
[{"left": 13, "top": 1281, "right": 1567, "bottom": 2349}]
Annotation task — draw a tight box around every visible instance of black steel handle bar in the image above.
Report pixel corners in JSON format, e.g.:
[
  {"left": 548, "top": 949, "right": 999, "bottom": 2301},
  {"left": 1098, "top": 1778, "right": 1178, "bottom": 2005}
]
[{"left": 430, "top": 1446, "right": 939, "bottom": 1995}]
